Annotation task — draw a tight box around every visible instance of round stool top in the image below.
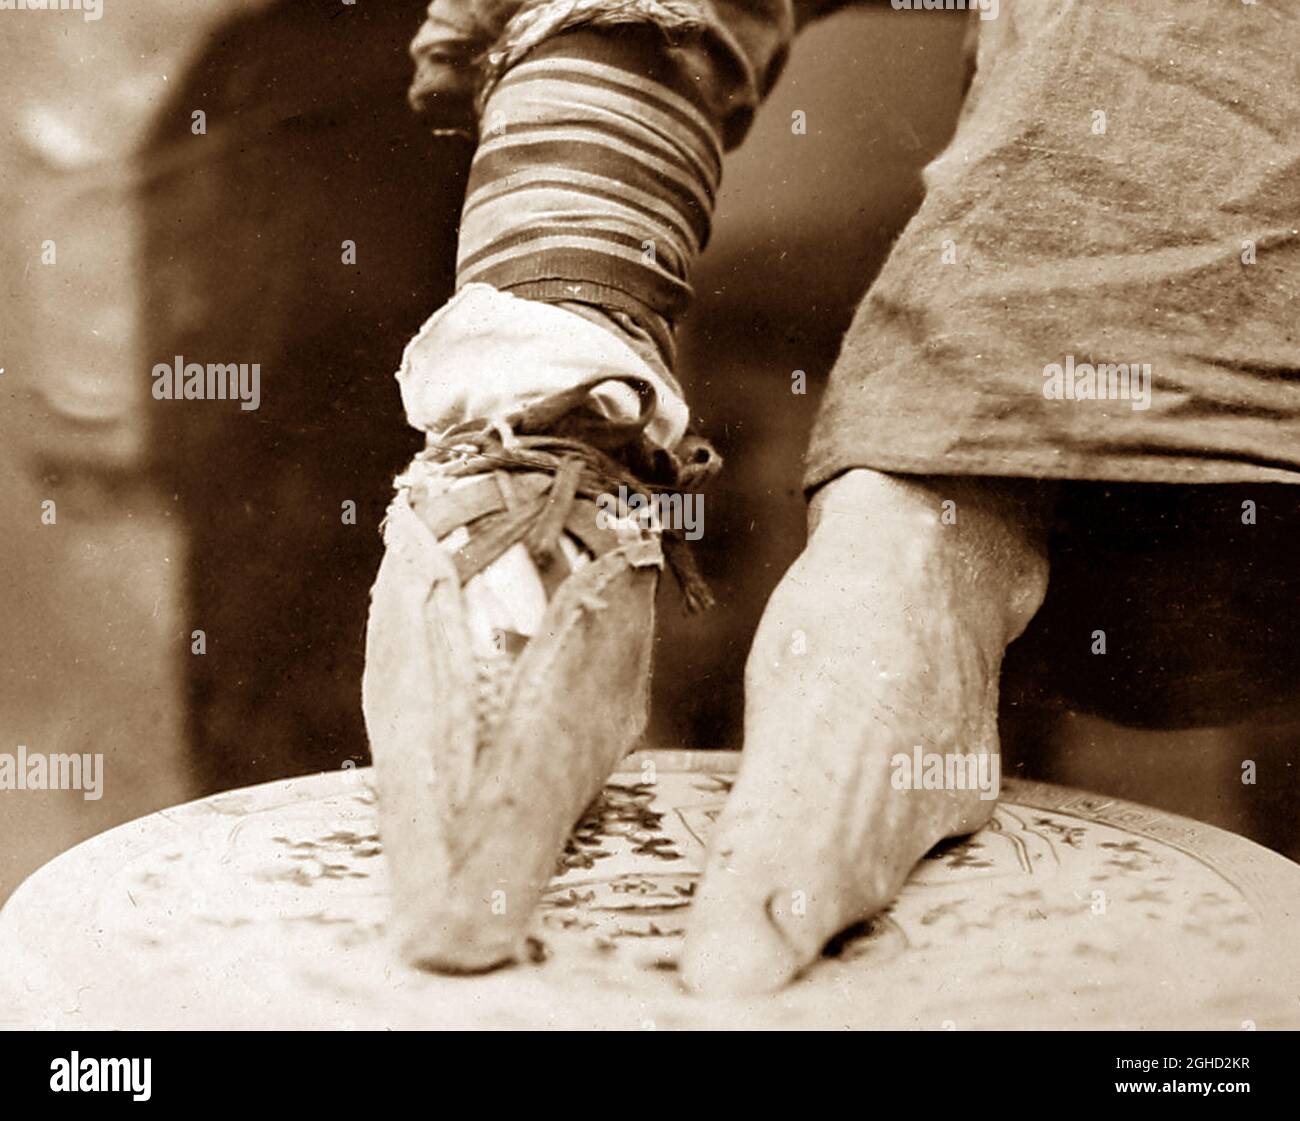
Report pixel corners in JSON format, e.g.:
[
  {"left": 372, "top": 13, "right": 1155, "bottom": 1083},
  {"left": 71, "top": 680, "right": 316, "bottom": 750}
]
[{"left": 2, "top": 751, "right": 1297, "bottom": 1029}]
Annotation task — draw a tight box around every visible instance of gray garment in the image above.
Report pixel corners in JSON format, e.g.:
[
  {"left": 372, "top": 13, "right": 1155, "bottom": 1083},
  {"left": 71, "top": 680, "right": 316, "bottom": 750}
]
[{"left": 805, "top": 0, "right": 1300, "bottom": 489}]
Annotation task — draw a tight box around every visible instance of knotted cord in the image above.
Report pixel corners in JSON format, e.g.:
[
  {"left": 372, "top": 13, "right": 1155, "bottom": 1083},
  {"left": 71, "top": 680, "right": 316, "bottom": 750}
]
[{"left": 418, "top": 391, "right": 722, "bottom": 612}]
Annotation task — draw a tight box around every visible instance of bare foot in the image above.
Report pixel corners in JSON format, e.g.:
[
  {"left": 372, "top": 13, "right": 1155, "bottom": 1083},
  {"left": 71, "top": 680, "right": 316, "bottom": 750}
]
[{"left": 680, "top": 469, "right": 1051, "bottom": 995}]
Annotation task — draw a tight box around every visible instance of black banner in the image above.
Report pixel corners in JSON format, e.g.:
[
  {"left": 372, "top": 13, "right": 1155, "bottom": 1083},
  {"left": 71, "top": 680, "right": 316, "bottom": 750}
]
[{"left": 0, "top": 1029, "right": 1288, "bottom": 1106}]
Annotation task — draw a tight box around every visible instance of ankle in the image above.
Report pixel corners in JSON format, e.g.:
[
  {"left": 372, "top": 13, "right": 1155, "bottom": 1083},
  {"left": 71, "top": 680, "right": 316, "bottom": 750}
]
[{"left": 808, "top": 469, "right": 1051, "bottom": 642}]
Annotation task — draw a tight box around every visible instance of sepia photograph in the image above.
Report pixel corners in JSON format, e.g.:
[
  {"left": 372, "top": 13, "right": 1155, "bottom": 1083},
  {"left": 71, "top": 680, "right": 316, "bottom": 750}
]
[{"left": 0, "top": 0, "right": 1297, "bottom": 1076}]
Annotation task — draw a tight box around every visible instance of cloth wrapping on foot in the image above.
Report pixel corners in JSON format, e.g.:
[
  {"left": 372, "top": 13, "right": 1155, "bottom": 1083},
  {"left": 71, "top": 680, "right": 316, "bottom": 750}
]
[
  {"left": 397, "top": 283, "right": 689, "bottom": 451},
  {"left": 361, "top": 448, "right": 667, "bottom": 970}
]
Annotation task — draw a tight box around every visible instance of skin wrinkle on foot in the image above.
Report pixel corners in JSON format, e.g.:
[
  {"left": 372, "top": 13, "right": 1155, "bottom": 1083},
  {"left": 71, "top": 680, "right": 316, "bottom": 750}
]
[{"left": 676, "top": 468, "right": 1046, "bottom": 993}]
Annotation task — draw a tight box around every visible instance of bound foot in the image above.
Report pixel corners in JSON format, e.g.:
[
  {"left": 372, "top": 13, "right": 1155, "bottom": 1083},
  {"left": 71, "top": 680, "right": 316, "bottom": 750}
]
[
  {"left": 363, "top": 382, "right": 717, "bottom": 972},
  {"left": 680, "top": 469, "right": 1051, "bottom": 995}
]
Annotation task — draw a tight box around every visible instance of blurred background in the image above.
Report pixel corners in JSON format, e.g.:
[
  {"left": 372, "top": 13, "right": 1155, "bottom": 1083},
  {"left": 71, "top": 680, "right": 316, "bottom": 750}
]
[{"left": 1, "top": 1, "right": 1296, "bottom": 904}]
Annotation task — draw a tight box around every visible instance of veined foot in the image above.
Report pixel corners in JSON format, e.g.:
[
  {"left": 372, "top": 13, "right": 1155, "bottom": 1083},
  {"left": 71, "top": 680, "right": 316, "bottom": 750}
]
[{"left": 680, "top": 469, "right": 1050, "bottom": 995}]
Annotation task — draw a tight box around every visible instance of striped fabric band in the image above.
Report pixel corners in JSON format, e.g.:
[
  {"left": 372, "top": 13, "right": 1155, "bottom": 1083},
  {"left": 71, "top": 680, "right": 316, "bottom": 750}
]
[{"left": 454, "top": 28, "right": 726, "bottom": 368}]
